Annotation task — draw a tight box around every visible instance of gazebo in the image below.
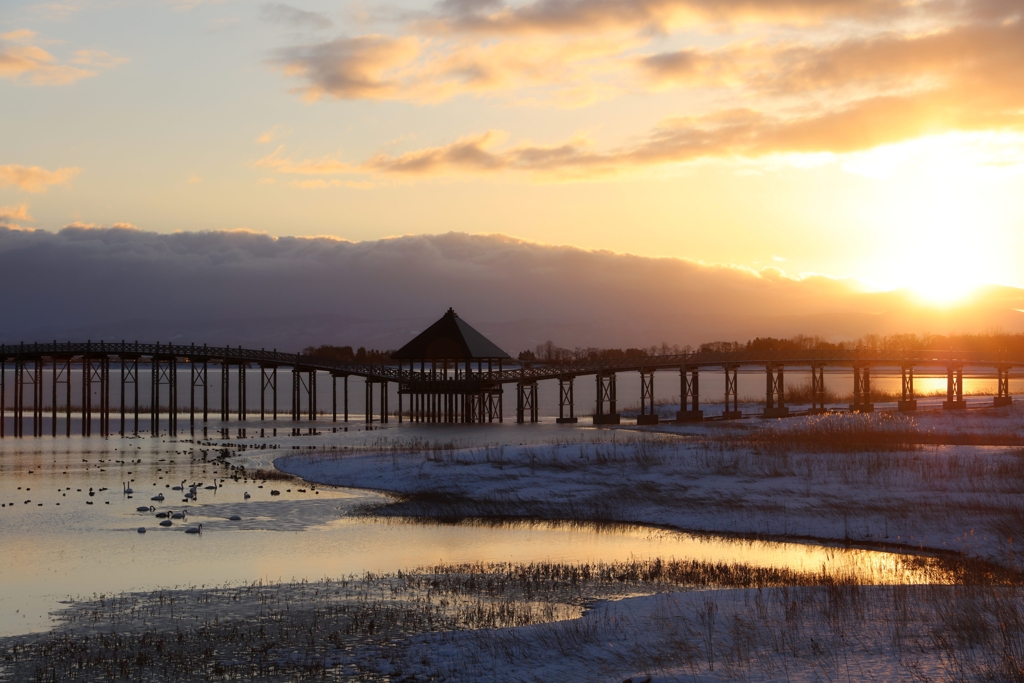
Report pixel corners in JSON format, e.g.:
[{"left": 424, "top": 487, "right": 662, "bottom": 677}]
[{"left": 391, "top": 308, "right": 510, "bottom": 423}]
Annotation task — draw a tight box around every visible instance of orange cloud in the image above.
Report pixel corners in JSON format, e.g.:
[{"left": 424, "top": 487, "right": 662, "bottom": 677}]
[
  {"left": 271, "top": 29, "right": 642, "bottom": 105},
  {"left": 256, "top": 145, "right": 356, "bottom": 174},
  {"left": 285, "top": 179, "right": 375, "bottom": 189},
  {"left": 0, "top": 164, "right": 80, "bottom": 192},
  {"left": 0, "top": 204, "right": 34, "bottom": 222},
  {"left": 256, "top": 124, "right": 290, "bottom": 144},
  {"left": 361, "top": 15, "right": 1024, "bottom": 178},
  {"left": 360, "top": 89, "right": 1017, "bottom": 179},
  {"left": 420, "top": 0, "right": 907, "bottom": 35},
  {"left": 0, "top": 30, "right": 125, "bottom": 85}
]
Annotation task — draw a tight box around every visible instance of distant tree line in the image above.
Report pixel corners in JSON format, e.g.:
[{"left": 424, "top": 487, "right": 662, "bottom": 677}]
[
  {"left": 302, "top": 345, "right": 395, "bottom": 363},
  {"left": 517, "top": 333, "right": 1024, "bottom": 363},
  {"left": 302, "top": 333, "right": 1024, "bottom": 365},
  {"left": 518, "top": 340, "right": 692, "bottom": 362}
]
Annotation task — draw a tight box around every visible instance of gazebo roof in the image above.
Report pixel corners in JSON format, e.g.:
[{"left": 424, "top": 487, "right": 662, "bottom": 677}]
[{"left": 391, "top": 308, "right": 511, "bottom": 361}]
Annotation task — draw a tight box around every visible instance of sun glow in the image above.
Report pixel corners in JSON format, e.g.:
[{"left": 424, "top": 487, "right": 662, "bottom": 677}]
[{"left": 850, "top": 133, "right": 1024, "bottom": 304}]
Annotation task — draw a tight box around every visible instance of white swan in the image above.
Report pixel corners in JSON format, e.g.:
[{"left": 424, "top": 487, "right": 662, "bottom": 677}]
[
  {"left": 184, "top": 524, "right": 203, "bottom": 534},
  {"left": 151, "top": 493, "right": 165, "bottom": 502}
]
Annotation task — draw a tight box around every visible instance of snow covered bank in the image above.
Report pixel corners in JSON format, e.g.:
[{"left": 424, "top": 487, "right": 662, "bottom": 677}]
[{"left": 278, "top": 410, "right": 1024, "bottom": 568}]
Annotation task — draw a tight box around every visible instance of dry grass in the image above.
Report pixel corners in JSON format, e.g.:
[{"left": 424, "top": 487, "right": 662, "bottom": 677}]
[{"left": 4, "top": 555, "right": 1021, "bottom": 683}]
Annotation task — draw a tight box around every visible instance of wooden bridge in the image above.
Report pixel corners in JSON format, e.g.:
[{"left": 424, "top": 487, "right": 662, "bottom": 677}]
[{"left": 0, "top": 338, "right": 1019, "bottom": 437}]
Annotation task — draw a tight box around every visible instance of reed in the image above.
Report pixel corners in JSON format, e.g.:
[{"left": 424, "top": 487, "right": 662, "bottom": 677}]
[{"left": 2, "top": 556, "right": 1019, "bottom": 682}]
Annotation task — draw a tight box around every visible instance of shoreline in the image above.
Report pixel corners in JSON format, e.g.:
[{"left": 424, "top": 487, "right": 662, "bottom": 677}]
[{"left": 276, "top": 409, "right": 1024, "bottom": 571}]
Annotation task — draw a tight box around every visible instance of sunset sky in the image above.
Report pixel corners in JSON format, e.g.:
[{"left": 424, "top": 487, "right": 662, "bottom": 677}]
[{"left": 3, "top": 0, "right": 1024, "bottom": 312}]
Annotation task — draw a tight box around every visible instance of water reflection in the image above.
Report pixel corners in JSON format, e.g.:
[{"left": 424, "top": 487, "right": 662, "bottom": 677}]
[{"left": 0, "top": 428, "right": 995, "bottom": 637}]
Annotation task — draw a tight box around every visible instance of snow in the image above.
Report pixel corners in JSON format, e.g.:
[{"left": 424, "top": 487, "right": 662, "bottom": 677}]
[{"left": 278, "top": 408, "right": 1024, "bottom": 569}]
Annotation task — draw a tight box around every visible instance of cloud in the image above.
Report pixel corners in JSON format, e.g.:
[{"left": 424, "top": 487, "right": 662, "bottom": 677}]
[
  {"left": 261, "top": 3, "right": 333, "bottom": 30},
  {"left": 634, "top": 16, "right": 1024, "bottom": 103},
  {"left": 270, "top": 30, "right": 640, "bottom": 105},
  {"left": 359, "top": 15, "right": 1024, "bottom": 178},
  {"left": 254, "top": 146, "right": 372, "bottom": 187},
  {"left": 264, "top": 0, "right": 1024, "bottom": 171},
  {"left": 421, "top": 0, "right": 908, "bottom": 34},
  {"left": 70, "top": 49, "right": 129, "bottom": 68},
  {"left": 365, "top": 131, "right": 508, "bottom": 174},
  {"left": 0, "top": 29, "right": 125, "bottom": 85},
  {"left": 0, "top": 227, "right": 1020, "bottom": 350},
  {"left": 256, "top": 124, "right": 290, "bottom": 143},
  {"left": 357, "top": 104, "right": 929, "bottom": 178},
  {"left": 0, "top": 164, "right": 80, "bottom": 192},
  {"left": 256, "top": 145, "right": 356, "bottom": 174},
  {"left": 270, "top": 35, "right": 420, "bottom": 100},
  {"left": 285, "top": 178, "right": 375, "bottom": 189},
  {"left": 0, "top": 204, "right": 34, "bottom": 222}
]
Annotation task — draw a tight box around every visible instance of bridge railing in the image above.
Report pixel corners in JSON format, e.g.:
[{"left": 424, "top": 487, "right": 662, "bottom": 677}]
[{"left": 2, "top": 342, "right": 1023, "bottom": 384}]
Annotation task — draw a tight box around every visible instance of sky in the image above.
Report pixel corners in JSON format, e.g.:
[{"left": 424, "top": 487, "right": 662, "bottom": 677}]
[{"left": 3, "top": 0, "right": 1024, "bottom": 347}]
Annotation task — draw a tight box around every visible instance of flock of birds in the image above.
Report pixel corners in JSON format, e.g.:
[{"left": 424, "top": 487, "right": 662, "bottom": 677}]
[
  {"left": 131, "top": 478, "right": 248, "bottom": 535},
  {"left": 6, "top": 439, "right": 307, "bottom": 537}
]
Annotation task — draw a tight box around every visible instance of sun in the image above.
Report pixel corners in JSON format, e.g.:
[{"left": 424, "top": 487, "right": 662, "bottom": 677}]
[{"left": 850, "top": 134, "right": 1021, "bottom": 304}]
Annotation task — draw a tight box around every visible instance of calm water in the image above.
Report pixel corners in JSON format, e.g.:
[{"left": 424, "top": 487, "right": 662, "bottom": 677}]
[{"left": 0, "top": 422, "right": 974, "bottom": 637}]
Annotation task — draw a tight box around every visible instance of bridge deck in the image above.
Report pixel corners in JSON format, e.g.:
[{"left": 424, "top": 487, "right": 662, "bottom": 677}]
[{"left": 2, "top": 342, "right": 1021, "bottom": 384}]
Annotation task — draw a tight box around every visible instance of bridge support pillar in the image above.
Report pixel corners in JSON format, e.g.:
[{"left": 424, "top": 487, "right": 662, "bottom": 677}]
[
  {"left": 291, "top": 368, "right": 316, "bottom": 421},
  {"left": 222, "top": 360, "right": 231, "bottom": 422},
  {"left": 485, "top": 387, "right": 502, "bottom": 423},
  {"left": 189, "top": 358, "right": 207, "bottom": 429},
  {"left": 32, "top": 358, "right": 43, "bottom": 437},
  {"left": 365, "top": 378, "right": 373, "bottom": 424},
  {"left": 676, "top": 365, "right": 703, "bottom": 422},
  {"left": 361, "top": 378, "right": 387, "bottom": 424},
  {"left": 308, "top": 370, "right": 316, "bottom": 421},
  {"left": 722, "top": 365, "right": 741, "bottom": 419},
  {"left": 32, "top": 358, "right": 42, "bottom": 437},
  {"left": 849, "top": 365, "right": 874, "bottom": 413},
  {"left": 637, "top": 370, "right": 659, "bottom": 425},
  {"left": 995, "top": 365, "right": 1012, "bottom": 407},
  {"left": 84, "top": 353, "right": 93, "bottom": 436},
  {"left": 808, "top": 365, "right": 827, "bottom": 413},
  {"left": 150, "top": 354, "right": 175, "bottom": 435},
  {"left": 124, "top": 354, "right": 139, "bottom": 435},
  {"left": 516, "top": 381, "right": 538, "bottom": 423},
  {"left": 557, "top": 376, "right": 577, "bottom": 424},
  {"left": 260, "top": 364, "right": 276, "bottom": 421},
  {"left": 14, "top": 355, "right": 23, "bottom": 437},
  {"left": 593, "top": 372, "right": 619, "bottom": 425},
  {"left": 763, "top": 364, "right": 790, "bottom": 418},
  {"left": 898, "top": 365, "right": 917, "bottom": 411},
  {"left": 238, "top": 361, "right": 246, "bottom": 421},
  {"left": 944, "top": 365, "right": 966, "bottom": 410}
]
